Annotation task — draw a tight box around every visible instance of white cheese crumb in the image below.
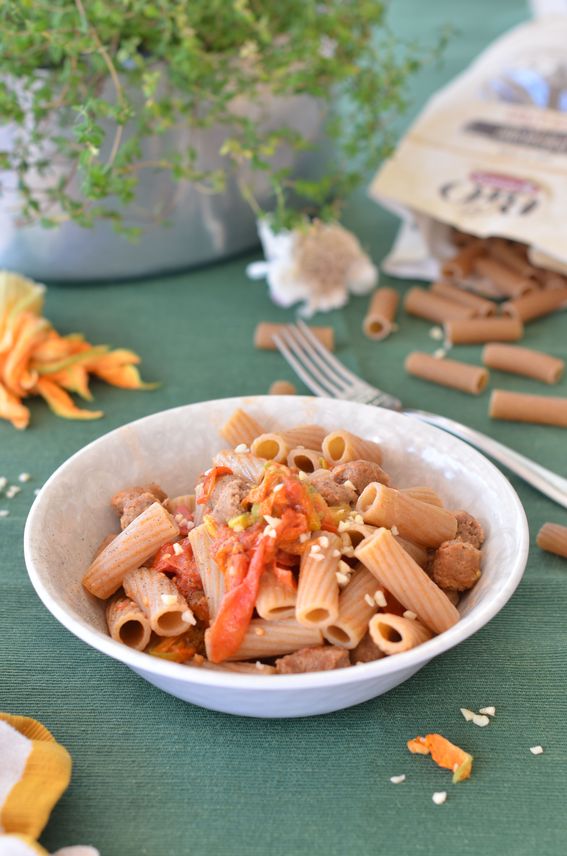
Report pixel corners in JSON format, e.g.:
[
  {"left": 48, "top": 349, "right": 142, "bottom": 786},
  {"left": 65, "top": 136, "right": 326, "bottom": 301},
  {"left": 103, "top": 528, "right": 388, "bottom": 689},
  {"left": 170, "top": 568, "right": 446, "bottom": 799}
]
[
  {"left": 472, "top": 713, "right": 490, "bottom": 728},
  {"left": 319, "top": 535, "right": 329, "bottom": 549},
  {"left": 234, "top": 444, "right": 249, "bottom": 453},
  {"left": 299, "top": 533, "right": 310, "bottom": 543},
  {"left": 354, "top": 514, "right": 364, "bottom": 525},
  {"left": 182, "top": 609, "right": 197, "bottom": 626},
  {"left": 18, "top": 472, "right": 31, "bottom": 483},
  {"left": 338, "top": 520, "right": 349, "bottom": 533},
  {"left": 530, "top": 745, "right": 544, "bottom": 755},
  {"left": 204, "top": 468, "right": 213, "bottom": 476},
  {"left": 460, "top": 708, "right": 475, "bottom": 722},
  {"left": 310, "top": 544, "right": 322, "bottom": 553},
  {"left": 432, "top": 791, "right": 447, "bottom": 805},
  {"left": 255, "top": 661, "right": 266, "bottom": 670},
  {"left": 0, "top": 509, "right": 9, "bottom": 518},
  {"left": 433, "top": 348, "right": 447, "bottom": 359},
  {"left": 341, "top": 545, "right": 355, "bottom": 558},
  {"left": 479, "top": 706, "right": 496, "bottom": 717},
  {"left": 273, "top": 483, "right": 284, "bottom": 493},
  {"left": 429, "top": 326, "right": 443, "bottom": 341},
  {"left": 403, "top": 610, "right": 417, "bottom": 620},
  {"left": 173, "top": 542, "right": 184, "bottom": 556},
  {"left": 374, "top": 590, "right": 387, "bottom": 608},
  {"left": 343, "top": 480, "right": 356, "bottom": 491},
  {"left": 254, "top": 627, "right": 266, "bottom": 636},
  {"left": 336, "top": 572, "right": 350, "bottom": 587},
  {"left": 0, "top": 477, "right": 7, "bottom": 492},
  {"left": 309, "top": 553, "right": 325, "bottom": 562},
  {"left": 161, "top": 594, "right": 178, "bottom": 605},
  {"left": 6, "top": 485, "right": 21, "bottom": 498},
  {"left": 264, "top": 527, "right": 277, "bottom": 539},
  {"left": 331, "top": 548, "right": 341, "bottom": 558},
  {"left": 390, "top": 774, "right": 406, "bottom": 784},
  {"left": 298, "top": 471, "right": 308, "bottom": 481},
  {"left": 263, "top": 515, "right": 281, "bottom": 528},
  {"left": 390, "top": 525, "right": 399, "bottom": 536},
  {"left": 364, "top": 594, "right": 375, "bottom": 608},
  {"left": 338, "top": 560, "right": 351, "bottom": 575}
]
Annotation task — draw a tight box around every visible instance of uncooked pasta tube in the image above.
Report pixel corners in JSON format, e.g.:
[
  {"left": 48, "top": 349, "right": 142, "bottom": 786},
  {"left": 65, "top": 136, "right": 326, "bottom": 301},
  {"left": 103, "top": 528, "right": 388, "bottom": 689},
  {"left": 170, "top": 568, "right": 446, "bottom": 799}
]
[
  {"left": 123, "top": 568, "right": 193, "bottom": 637},
  {"left": 536, "top": 523, "right": 567, "bottom": 559},
  {"left": 323, "top": 566, "right": 379, "bottom": 649},
  {"left": 441, "top": 240, "right": 485, "bottom": 278},
  {"left": 404, "top": 287, "right": 476, "bottom": 323},
  {"left": 488, "top": 238, "right": 536, "bottom": 278},
  {"left": 219, "top": 619, "right": 323, "bottom": 661},
  {"left": 400, "top": 486, "right": 444, "bottom": 507},
  {"left": 83, "top": 502, "right": 180, "bottom": 599},
  {"left": 268, "top": 380, "right": 297, "bottom": 395},
  {"left": 482, "top": 344, "right": 564, "bottom": 385},
  {"left": 287, "top": 448, "right": 328, "bottom": 473},
  {"left": 489, "top": 390, "right": 567, "bottom": 427},
  {"left": 444, "top": 316, "right": 523, "bottom": 345},
  {"left": 502, "top": 287, "right": 567, "bottom": 323},
  {"left": 363, "top": 288, "right": 399, "bottom": 340},
  {"left": 405, "top": 352, "right": 489, "bottom": 395},
  {"left": 106, "top": 594, "right": 152, "bottom": 651},
  {"left": 355, "top": 529, "right": 459, "bottom": 634},
  {"left": 189, "top": 523, "right": 225, "bottom": 619},
  {"left": 473, "top": 256, "right": 535, "bottom": 297},
  {"left": 254, "top": 322, "right": 334, "bottom": 351},
  {"left": 220, "top": 408, "right": 265, "bottom": 448},
  {"left": 368, "top": 613, "right": 433, "bottom": 654},
  {"left": 322, "top": 430, "right": 382, "bottom": 465},
  {"left": 357, "top": 484, "right": 457, "bottom": 547},
  {"left": 256, "top": 568, "right": 297, "bottom": 621},
  {"left": 213, "top": 450, "right": 266, "bottom": 482},
  {"left": 430, "top": 281, "right": 496, "bottom": 316},
  {"left": 296, "top": 533, "right": 341, "bottom": 627}
]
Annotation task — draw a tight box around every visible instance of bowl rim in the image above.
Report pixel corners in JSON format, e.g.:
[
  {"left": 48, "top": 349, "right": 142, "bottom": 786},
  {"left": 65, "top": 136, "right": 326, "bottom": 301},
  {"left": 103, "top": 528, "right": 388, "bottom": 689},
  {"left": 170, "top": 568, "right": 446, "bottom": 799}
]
[{"left": 24, "top": 395, "right": 529, "bottom": 692}]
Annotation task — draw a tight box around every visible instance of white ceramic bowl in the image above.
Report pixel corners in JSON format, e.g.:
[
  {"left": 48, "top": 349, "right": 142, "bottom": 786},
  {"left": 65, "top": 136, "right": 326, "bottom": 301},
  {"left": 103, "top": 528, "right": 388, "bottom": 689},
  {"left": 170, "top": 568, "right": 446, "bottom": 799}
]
[{"left": 24, "top": 396, "right": 528, "bottom": 718}]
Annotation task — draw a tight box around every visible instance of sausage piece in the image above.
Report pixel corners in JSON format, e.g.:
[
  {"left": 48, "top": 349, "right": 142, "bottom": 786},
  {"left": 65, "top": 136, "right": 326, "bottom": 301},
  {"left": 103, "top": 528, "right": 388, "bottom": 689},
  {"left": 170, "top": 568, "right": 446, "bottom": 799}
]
[
  {"left": 111, "top": 483, "right": 167, "bottom": 530},
  {"left": 332, "top": 460, "right": 390, "bottom": 493},
  {"left": 453, "top": 510, "right": 485, "bottom": 549},
  {"left": 307, "top": 469, "right": 357, "bottom": 507},
  {"left": 275, "top": 646, "right": 350, "bottom": 674},
  {"left": 430, "top": 540, "right": 482, "bottom": 591},
  {"left": 350, "top": 632, "right": 384, "bottom": 664}
]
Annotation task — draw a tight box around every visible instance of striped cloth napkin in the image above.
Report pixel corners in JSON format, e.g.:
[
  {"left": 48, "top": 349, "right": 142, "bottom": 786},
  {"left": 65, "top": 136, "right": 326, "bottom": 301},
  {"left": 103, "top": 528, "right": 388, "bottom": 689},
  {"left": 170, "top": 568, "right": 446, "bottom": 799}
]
[{"left": 0, "top": 713, "right": 98, "bottom": 856}]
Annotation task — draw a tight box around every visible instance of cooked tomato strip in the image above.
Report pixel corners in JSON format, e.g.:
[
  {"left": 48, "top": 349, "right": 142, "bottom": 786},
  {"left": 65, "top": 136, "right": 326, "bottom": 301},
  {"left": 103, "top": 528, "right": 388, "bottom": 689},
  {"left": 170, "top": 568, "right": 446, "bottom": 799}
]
[{"left": 197, "top": 466, "right": 233, "bottom": 505}]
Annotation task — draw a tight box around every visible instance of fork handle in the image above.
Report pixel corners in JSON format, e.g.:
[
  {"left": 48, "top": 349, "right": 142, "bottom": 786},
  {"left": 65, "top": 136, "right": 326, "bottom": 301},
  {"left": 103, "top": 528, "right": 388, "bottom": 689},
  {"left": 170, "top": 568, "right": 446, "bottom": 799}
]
[{"left": 405, "top": 409, "right": 567, "bottom": 509}]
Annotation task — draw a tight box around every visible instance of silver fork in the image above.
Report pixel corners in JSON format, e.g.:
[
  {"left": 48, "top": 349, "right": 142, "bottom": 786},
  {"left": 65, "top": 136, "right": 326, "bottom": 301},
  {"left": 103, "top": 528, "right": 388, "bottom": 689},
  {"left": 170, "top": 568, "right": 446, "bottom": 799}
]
[{"left": 273, "top": 320, "right": 567, "bottom": 509}]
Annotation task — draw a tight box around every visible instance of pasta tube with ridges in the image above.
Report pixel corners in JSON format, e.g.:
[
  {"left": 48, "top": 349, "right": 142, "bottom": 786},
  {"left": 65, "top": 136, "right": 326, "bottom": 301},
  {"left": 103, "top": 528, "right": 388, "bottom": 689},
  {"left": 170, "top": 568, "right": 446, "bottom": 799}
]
[
  {"left": 323, "top": 566, "right": 379, "bottom": 649},
  {"left": 123, "top": 568, "right": 193, "bottom": 637},
  {"left": 106, "top": 594, "right": 152, "bottom": 650},
  {"left": 217, "top": 619, "right": 323, "bottom": 661},
  {"left": 220, "top": 408, "right": 265, "bottom": 448},
  {"left": 482, "top": 344, "right": 564, "bottom": 385},
  {"left": 357, "top": 483, "right": 457, "bottom": 547},
  {"left": 369, "top": 613, "right": 433, "bottom": 654},
  {"left": 322, "top": 430, "right": 382, "bottom": 465},
  {"left": 296, "top": 533, "right": 342, "bottom": 627},
  {"left": 536, "top": 523, "right": 567, "bottom": 559},
  {"left": 256, "top": 568, "right": 297, "bottom": 621}
]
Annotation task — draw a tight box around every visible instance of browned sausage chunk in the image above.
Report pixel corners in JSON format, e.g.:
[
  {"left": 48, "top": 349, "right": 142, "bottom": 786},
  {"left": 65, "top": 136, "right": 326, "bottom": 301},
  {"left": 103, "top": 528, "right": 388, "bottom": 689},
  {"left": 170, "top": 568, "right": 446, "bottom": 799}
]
[
  {"left": 111, "top": 483, "right": 168, "bottom": 530},
  {"left": 430, "top": 540, "right": 481, "bottom": 591},
  {"left": 332, "top": 460, "right": 390, "bottom": 493},
  {"left": 275, "top": 646, "right": 350, "bottom": 674},
  {"left": 209, "top": 476, "right": 250, "bottom": 523},
  {"left": 453, "top": 510, "right": 485, "bottom": 549},
  {"left": 350, "top": 632, "right": 384, "bottom": 664},
  {"left": 307, "top": 469, "right": 357, "bottom": 507}
]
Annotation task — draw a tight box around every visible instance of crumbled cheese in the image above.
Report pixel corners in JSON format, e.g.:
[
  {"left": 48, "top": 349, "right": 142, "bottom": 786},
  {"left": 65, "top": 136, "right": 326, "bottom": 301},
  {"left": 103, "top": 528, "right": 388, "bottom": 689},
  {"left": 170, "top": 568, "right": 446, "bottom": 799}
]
[
  {"left": 299, "top": 533, "right": 310, "bottom": 543},
  {"left": 310, "top": 544, "right": 322, "bottom": 553},
  {"left": 204, "top": 468, "right": 212, "bottom": 476},
  {"left": 433, "top": 348, "right": 447, "bottom": 359},
  {"left": 263, "top": 515, "right": 281, "bottom": 528},
  {"left": 192, "top": 654, "right": 205, "bottom": 665},
  {"left": 390, "top": 525, "right": 399, "bottom": 536},
  {"left": 429, "top": 326, "right": 443, "bottom": 340},
  {"left": 254, "top": 627, "right": 266, "bottom": 636},
  {"left": 479, "top": 706, "right": 496, "bottom": 717},
  {"left": 460, "top": 708, "right": 475, "bottom": 722},
  {"left": 403, "top": 610, "right": 417, "bottom": 620},
  {"left": 175, "top": 513, "right": 184, "bottom": 523},
  {"left": 182, "top": 609, "right": 197, "bottom": 626},
  {"left": 529, "top": 745, "right": 544, "bottom": 755},
  {"left": 0, "top": 510, "right": 9, "bottom": 518},
  {"left": 472, "top": 714, "right": 490, "bottom": 728},
  {"left": 343, "top": 480, "right": 356, "bottom": 491},
  {"left": 255, "top": 661, "right": 266, "bottom": 670},
  {"left": 234, "top": 444, "right": 249, "bottom": 453},
  {"left": 338, "top": 560, "right": 351, "bottom": 575},
  {"left": 341, "top": 545, "right": 355, "bottom": 558},
  {"left": 390, "top": 774, "right": 406, "bottom": 784},
  {"left": 18, "top": 472, "right": 31, "bottom": 483},
  {"left": 364, "top": 594, "right": 375, "bottom": 608},
  {"left": 374, "top": 590, "right": 387, "bottom": 608},
  {"left": 161, "top": 594, "right": 177, "bottom": 605},
  {"left": 298, "top": 471, "right": 308, "bottom": 481},
  {"left": 338, "top": 520, "right": 350, "bottom": 533},
  {"left": 6, "top": 485, "right": 21, "bottom": 499},
  {"left": 173, "top": 542, "right": 184, "bottom": 556},
  {"left": 331, "top": 548, "right": 341, "bottom": 558},
  {"left": 432, "top": 791, "right": 447, "bottom": 805},
  {"left": 319, "top": 535, "right": 329, "bottom": 549},
  {"left": 309, "top": 553, "right": 325, "bottom": 562},
  {"left": 273, "top": 483, "right": 284, "bottom": 493},
  {"left": 336, "top": 572, "right": 350, "bottom": 587},
  {"left": 264, "top": 526, "right": 277, "bottom": 539},
  {"left": 162, "top": 553, "right": 172, "bottom": 561},
  {"left": 0, "top": 477, "right": 7, "bottom": 492},
  {"left": 354, "top": 514, "right": 364, "bottom": 525}
]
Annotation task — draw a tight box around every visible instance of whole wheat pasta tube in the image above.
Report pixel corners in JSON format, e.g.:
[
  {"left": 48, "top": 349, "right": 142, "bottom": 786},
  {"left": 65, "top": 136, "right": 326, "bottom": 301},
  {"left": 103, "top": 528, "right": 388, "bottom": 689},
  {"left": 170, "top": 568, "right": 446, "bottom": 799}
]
[
  {"left": 355, "top": 529, "right": 460, "bottom": 634},
  {"left": 400, "top": 486, "right": 444, "bottom": 508},
  {"left": 368, "top": 613, "right": 433, "bottom": 655},
  {"left": 393, "top": 535, "right": 430, "bottom": 569},
  {"left": 213, "top": 450, "right": 266, "bottom": 482},
  {"left": 106, "top": 594, "right": 152, "bottom": 651},
  {"left": 404, "top": 287, "right": 476, "bottom": 323},
  {"left": 123, "top": 568, "right": 193, "bottom": 637},
  {"left": 220, "top": 408, "right": 265, "bottom": 448},
  {"left": 502, "top": 287, "right": 567, "bottom": 323},
  {"left": 269, "top": 380, "right": 297, "bottom": 395},
  {"left": 405, "top": 352, "right": 489, "bottom": 395},
  {"left": 482, "top": 344, "right": 564, "bottom": 385},
  {"left": 188, "top": 523, "right": 225, "bottom": 619},
  {"left": 357, "top": 484, "right": 457, "bottom": 548},
  {"left": 254, "top": 322, "right": 334, "bottom": 352},
  {"left": 287, "top": 447, "right": 328, "bottom": 473},
  {"left": 490, "top": 390, "right": 567, "bottom": 427},
  {"left": 217, "top": 618, "right": 323, "bottom": 661},
  {"left": 83, "top": 502, "right": 180, "bottom": 599},
  {"left": 296, "top": 533, "right": 341, "bottom": 627},
  {"left": 363, "top": 288, "right": 399, "bottom": 340},
  {"left": 488, "top": 238, "right": 537, "bottom": 278},
  {"left": 444, "top": 316, "right": 523, "bottom": 345},
  {"left": 536, "top": 523, "right": 567, "bottom": 559},
  {"left": 441, "top": 239, "right": 485, "bottom": 278},
  {"left": 473, "top": 256, "right": 535, "bottom": 297},
  {"left": 256, "top": 568, "right": 297, "bottom": 621},
  {"left": 280, "top": 424, "right": 327, "bottom": 450},
  {"left": 165, "top": 494, "right": 196, "bottom": 515},
  {"left": 322, "top": 430, "right": 382, "bottom": 466},
  {"left": 339, "top": 522, "right": 376, "bottom": 549},
  {"left": 323, "top": 566, "right": 379, "bottom": 649},
  {"left": 430, "top": 281, "right": 496, "bottom": 316},
  {"left": 191, "top": 658, "right": 276, "bottom": 675},
  {"left": 251, "top": 432, "right": 291, "bottom": 462}
]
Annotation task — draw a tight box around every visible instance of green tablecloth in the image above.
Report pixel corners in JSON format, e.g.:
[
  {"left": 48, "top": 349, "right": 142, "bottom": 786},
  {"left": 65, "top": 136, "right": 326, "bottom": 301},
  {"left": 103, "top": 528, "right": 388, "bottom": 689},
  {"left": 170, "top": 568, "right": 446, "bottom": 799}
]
[{"left": 2, "top": 2, "right": 566, "bottom": 854}]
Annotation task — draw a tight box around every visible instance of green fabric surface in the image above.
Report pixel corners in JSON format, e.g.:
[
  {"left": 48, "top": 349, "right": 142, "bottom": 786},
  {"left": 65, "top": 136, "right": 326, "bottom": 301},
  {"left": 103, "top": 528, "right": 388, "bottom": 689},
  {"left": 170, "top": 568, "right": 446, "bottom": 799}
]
[{"left": 2, "top": 1, "right": 567, "bottom": 854}]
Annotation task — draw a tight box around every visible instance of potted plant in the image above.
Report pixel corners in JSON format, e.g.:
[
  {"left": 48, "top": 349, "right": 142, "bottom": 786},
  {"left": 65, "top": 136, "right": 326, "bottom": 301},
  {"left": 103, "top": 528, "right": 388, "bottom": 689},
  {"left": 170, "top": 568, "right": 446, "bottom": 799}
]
[{"left": 0, "top": 1, "right": 428, "bottom": 280}]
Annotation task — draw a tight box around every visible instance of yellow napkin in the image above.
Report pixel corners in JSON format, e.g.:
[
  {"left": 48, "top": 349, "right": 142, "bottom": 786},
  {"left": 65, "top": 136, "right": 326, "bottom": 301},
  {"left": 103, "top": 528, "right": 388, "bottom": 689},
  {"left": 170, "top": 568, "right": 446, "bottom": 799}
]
[{"left": 0, "top": 713, "right": 99, "bottom": 856}]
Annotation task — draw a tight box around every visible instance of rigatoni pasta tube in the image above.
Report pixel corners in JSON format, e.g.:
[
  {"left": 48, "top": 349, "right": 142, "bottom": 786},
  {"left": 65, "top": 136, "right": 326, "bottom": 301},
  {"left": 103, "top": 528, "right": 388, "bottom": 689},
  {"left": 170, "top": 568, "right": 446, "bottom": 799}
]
[
  {"left": 502, "top": 287, "right": 567, "bottom": 323},
  {"left": 444, "top": 316, "right": 523, "bottom": 345},
  {"left": 280, "top": 424, "right": 327, "bottom": 450},
  {"left": 254, "top": 322, "right": 334, "bottom": 352},
  {"left": 339, "top": 522, "right": 376, "bottom": 549},
  {"left": 355, "top": 529, "right": 460, "bottom": 634},
  {"left": 357, "top": 484, "right": 457, "bottom": 547},
  {"left": 220, "top": 408, "right": 265, "bottom": 448},
  {"left": 369, "top": 613, "right": 433, "bottom": 654},
  {"left": 123, "top": 568, "right": 193, "bottom": 637},
  {"left": 251, "top": 432, "right": 291, "bottom": 463},
  {"left": 322, "top": 429, "right": 382, "bottom": 465},
  {"left": 536, "top": 523, "right": 567, "bottom": 559},
  {"left": 323, "top": 566, "right": 379, "bottom": 649},
  {"left": 393, "top": 535, "right": 429, "bottom": 569},
  {"left": 188, "top": 523, "right": 225, "bottom": 619},
  {"left": 287, "top": 448, "right": 328, "bottom": 473},
  {"left": 473, "top": 256, "right": 535, "bottom": 297},
  {"left": 405, "top": 352, "right": 489, "bottom": 395},
  {"left": 490, "top": 390, "right": 567, "bottom": 427},
  {"left": 363, "top": 288, "right": 399, "bottom": 340},
  {"left": 256, "top": 568, "right": 297, "bottom": 621},
  {"left": 441, "top": 240, "right": 485, "bottom": 278},
  {"left": 404, "top": 287, "right": 476, "bottom": 323},
  {"left": 296, "top": 533, "right": 341, "bottom": 627},
  {"left": 213, "top": 449, "right": 266, "bottom": 482},
  {"left": 482, "top": 344, "right": 564, "bottom": 385},
  {"left": 218, "top": 619, "right": 323, "bottom": 661},
  {"left": 106, "top": 594, "right": 151, "bottom": 651},
  {"left": 400, "top": 486, "right": 444, "bottom": 507},
  {"left": 488, "top": 238, "right": 536, "bottom": 278},
  {"left": 83, "top": 502, "right": 179, "bottom": 599},
  {"left": 268, "top": 380, "right": 297, "bottom": 395},
  {"left": 430, "top": 281, "right": 496, "bottom": 316}
]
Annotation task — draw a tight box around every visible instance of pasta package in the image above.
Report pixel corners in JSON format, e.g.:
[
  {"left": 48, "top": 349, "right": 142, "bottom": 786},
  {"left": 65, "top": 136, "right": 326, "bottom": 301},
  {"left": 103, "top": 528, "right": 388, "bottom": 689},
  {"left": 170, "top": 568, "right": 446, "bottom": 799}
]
[{"left": 370, "top": 17, "right": 567, "bottom": 279}]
